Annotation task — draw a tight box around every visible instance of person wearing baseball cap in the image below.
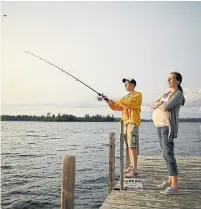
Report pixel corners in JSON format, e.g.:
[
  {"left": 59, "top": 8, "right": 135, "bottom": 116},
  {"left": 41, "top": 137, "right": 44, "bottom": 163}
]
[
  {"left": 103, "top": 77, "right": 142, "bottom": 177},
  {"left": 122, "top": 78, "right": 137, "bottom": 86}
]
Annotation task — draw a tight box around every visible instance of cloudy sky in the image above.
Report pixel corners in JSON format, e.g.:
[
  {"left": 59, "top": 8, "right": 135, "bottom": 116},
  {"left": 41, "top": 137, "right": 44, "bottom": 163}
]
[{"left": 1, "top": 1, "right": 201, "bottom": 119}]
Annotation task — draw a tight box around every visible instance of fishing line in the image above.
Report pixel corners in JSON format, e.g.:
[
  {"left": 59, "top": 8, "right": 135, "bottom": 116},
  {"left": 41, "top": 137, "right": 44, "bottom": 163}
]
[{"left": 25, "top": 51, "right": 107, "bottom": 101}]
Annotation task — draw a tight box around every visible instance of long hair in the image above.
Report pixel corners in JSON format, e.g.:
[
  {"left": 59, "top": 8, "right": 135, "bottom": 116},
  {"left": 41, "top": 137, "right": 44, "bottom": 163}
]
[{"left": 171, "top": 72, "right": 185, "bottom": 105}]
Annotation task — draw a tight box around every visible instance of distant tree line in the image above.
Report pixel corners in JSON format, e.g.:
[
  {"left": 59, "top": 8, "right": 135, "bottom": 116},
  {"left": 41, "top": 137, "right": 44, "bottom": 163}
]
[
  {"left": 178, "top": 118, "right": 201, "bottom": 122},
  {"left": 1, "top": 113, "right": 116, "bottom": 122},
  {"left": 1, "top": 113, "right": 201, "bottom": 122}
]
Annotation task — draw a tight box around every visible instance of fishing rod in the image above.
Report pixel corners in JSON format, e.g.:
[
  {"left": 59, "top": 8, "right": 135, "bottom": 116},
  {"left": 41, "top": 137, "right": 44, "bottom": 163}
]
[{"left": 25, "top": 51, "right": 107, "bottom": 101}]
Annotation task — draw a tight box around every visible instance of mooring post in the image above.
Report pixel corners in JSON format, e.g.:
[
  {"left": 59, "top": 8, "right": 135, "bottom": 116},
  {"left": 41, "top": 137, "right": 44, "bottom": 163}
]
[
  {"left": 61, "top": 155, "right": 75, "bottom": 209},
  {"left": 108, "top": 132, "right": 115, "bottom": 194}
]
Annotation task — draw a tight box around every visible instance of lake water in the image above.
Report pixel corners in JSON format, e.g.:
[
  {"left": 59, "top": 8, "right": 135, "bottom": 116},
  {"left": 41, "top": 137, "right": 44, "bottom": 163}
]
[{"left": 1, "top": 122, "right": 201, "bottom": 209}]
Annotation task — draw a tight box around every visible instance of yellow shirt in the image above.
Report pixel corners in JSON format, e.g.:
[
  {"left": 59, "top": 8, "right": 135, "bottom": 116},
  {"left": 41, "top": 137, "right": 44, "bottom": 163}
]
[{"left": 108, "top": 91, "right": 142, "bottom": 126}]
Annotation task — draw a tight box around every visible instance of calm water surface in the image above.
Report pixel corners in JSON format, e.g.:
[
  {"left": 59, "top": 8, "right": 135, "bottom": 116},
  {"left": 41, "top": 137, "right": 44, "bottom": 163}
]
[{"left": 1, "top": 122, "right": 201, "bottom": 209}]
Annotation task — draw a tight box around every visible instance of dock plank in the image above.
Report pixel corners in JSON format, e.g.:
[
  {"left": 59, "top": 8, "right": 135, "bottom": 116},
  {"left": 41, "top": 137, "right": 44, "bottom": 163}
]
[{"left": 100, "top": 156, "right": 201, "bottom": 209}]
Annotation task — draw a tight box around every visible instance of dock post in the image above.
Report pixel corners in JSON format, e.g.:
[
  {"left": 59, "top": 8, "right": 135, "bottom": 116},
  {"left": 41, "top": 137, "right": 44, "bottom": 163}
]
[
  {"left": 120, "top": 120, "right": 124, "bottom": 191},
  {"left": 108, "top": 132, "right": 115, "bottom": 194},
  {"left": 61, "top": 155, "right": 75, "bottom": 209}
]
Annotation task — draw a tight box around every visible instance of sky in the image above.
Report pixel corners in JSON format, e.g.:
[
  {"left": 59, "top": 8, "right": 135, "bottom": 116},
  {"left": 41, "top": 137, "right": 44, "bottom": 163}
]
[{"left": 1, "top": 1, "right": 201, "bottom": 119}]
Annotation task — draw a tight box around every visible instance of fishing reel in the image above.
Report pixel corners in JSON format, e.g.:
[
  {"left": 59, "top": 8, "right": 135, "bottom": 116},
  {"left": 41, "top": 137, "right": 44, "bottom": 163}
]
[
  {"left": 97, "top": 93, "right": 104, "bottom": 101},
  {"left": 97, "top": 93, "right": 108, "bottom": 102}
]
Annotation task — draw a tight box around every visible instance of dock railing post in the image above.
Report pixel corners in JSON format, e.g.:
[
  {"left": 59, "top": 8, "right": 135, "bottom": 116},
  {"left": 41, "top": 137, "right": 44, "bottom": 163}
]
[
  {"left": 120, "top": 120, "right": 124, "bottom": 191},
  {"left": 108, "top": 132, "right": 116, "bottom": 194},
  {"left": 61, "top": 155, "right": 75, "bottom": 209}
]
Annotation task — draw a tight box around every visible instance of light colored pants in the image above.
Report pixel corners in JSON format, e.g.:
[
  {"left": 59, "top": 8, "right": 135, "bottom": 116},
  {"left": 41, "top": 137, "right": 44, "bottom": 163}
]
[{"left": 123, "top": 123, "right": 139, "bottom": 155}]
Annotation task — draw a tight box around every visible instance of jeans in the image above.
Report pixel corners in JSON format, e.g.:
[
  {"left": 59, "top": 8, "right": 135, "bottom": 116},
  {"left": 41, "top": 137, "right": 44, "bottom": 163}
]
[{"left": 157, "top": 126, "right": 178, "bottom": 176}]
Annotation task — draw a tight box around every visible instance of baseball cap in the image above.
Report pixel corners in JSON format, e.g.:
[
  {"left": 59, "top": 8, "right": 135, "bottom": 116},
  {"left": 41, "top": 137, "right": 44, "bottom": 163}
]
[{"left": 122, "top": 78, "right": 136, "bottom": 86}]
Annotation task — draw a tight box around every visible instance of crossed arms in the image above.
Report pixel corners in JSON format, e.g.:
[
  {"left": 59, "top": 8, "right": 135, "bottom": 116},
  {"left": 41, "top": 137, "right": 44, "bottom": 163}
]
[{"left": 151, "top": 91, "right": 184, "bottom": 111}]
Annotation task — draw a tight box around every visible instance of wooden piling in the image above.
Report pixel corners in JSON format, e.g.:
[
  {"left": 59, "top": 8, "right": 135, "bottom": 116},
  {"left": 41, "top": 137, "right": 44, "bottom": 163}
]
[
  {"left": 120, "top": 120, "right": 124, "bottom": 191},
  {"left": 61, "top": 155, "right": 75, "bottom": 209},
  {"left": 108, "top": 132, "right": 116, "bottom": 194}
]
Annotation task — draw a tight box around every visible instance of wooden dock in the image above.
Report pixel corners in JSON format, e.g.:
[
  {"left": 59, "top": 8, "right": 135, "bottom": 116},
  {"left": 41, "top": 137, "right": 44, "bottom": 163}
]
[{"left": 100, "top": 156, "right": 201, "bottom": 209}]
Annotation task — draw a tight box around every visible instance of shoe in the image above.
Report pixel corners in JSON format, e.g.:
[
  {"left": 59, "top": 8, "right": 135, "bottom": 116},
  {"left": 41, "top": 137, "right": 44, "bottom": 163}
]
[
  {"left": 124, "top": 166, "right": 133, "bottom": 174},
  {"left": 160, "top": 187, "right": 179, "bottom": 195},
  {"left": 156, "top": 181, "right": 169, "bottom": 189},
  {"left": 125, "top": 168, "right": 138, "bottom": 178}
]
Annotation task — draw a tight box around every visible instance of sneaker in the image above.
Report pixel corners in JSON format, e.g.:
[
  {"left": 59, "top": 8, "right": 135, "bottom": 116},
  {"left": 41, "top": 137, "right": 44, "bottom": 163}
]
[
  {"left": 124, "top": 166, "right": 132, "bottom": 174},
  {"left": 156, "top": 181, "right": 169, "bottom": 189},
  {"left": 160, "top": 187, "right": 179, "bottom": 195},
  {"left": 125, "top": 168, "right": 138, "bottom": 178}
]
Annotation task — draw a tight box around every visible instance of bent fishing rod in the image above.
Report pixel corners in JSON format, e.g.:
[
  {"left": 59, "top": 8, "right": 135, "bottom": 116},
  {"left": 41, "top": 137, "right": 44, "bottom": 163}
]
[{"left": 25, "top": 51, "right": 108, "bottom": 101}]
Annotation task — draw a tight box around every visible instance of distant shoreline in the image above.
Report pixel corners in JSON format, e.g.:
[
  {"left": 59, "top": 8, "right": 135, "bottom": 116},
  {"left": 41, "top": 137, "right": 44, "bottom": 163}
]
[{"left": 1, "top": 114, "right": 201, "bottom": 122}]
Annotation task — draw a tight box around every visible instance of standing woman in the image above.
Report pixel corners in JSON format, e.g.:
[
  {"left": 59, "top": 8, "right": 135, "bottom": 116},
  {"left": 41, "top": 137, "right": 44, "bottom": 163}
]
[{"left": 151, "top": 72, "right": 185, "bottom": 195}]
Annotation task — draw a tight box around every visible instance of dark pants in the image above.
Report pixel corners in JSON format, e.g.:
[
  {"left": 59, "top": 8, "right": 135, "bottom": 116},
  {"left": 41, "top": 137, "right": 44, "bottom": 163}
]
[{"left": 157, "top": 126, "right": 178, "bottom": 176}]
